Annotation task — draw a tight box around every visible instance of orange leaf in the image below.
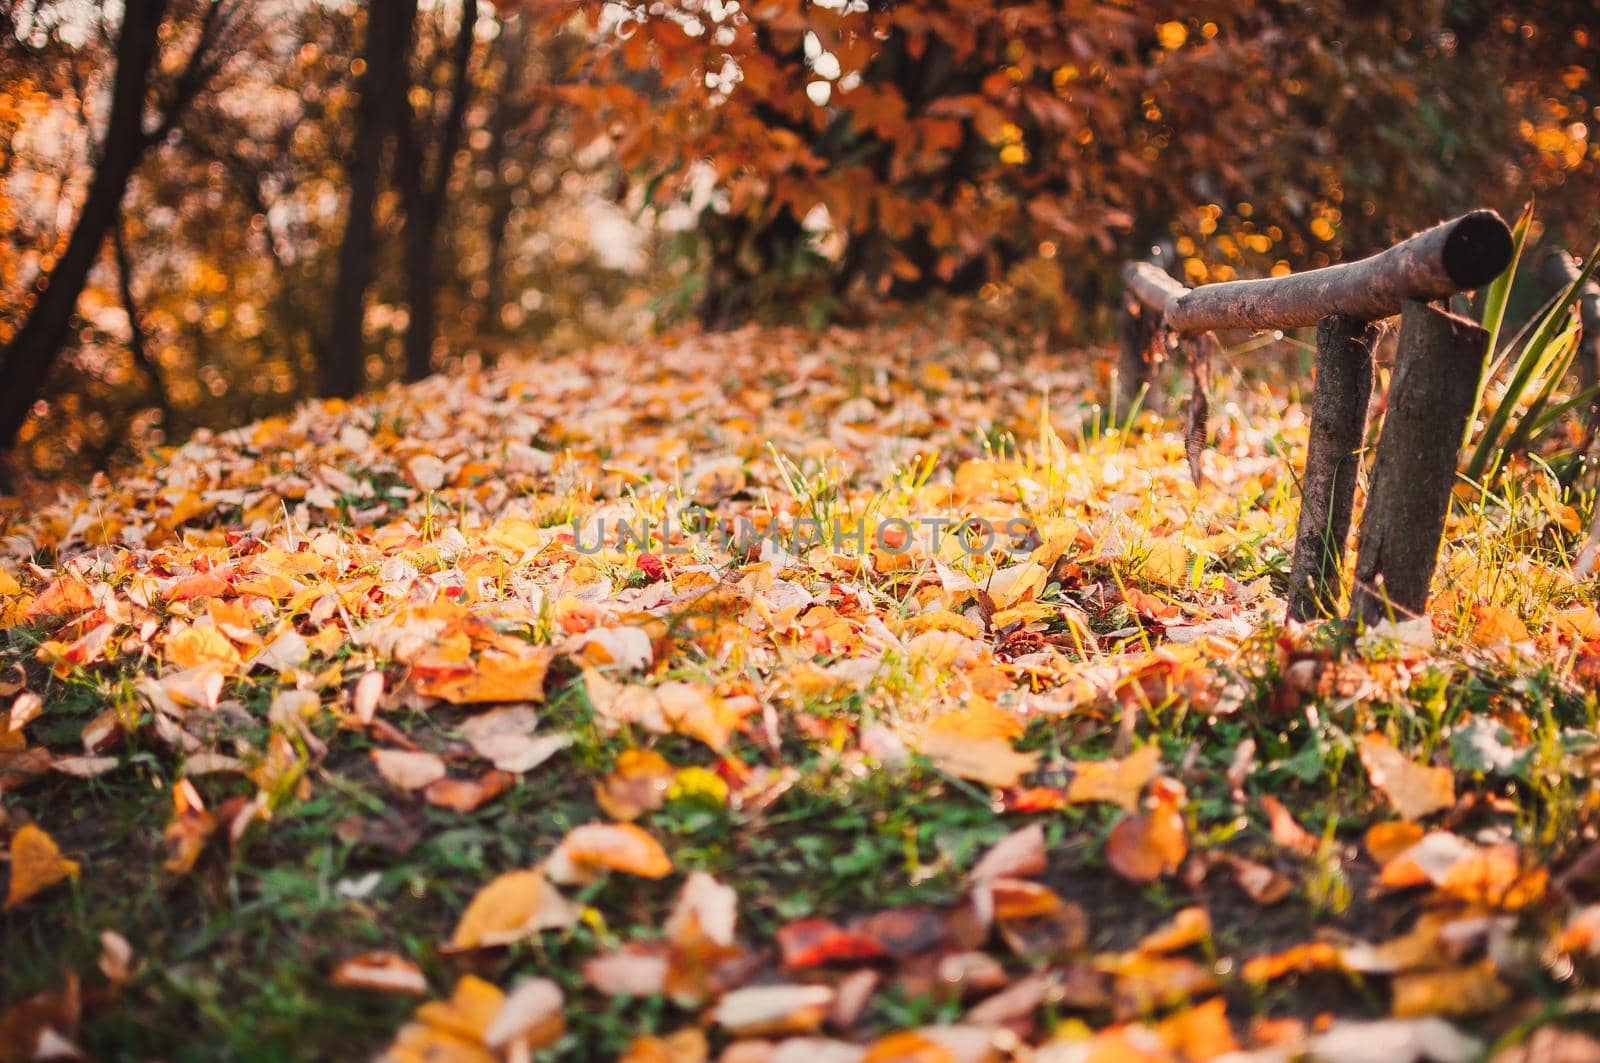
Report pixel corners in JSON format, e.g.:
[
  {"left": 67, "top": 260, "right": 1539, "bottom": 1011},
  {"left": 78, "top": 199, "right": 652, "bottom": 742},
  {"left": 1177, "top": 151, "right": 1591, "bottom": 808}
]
[
  {"left": 5, "top": 824, "right": 79, "bottom": 908},
  {"left": 1107, "top": 779, "right": 1188, "bottom": 882},
  {"left": 545, "top": 822, "right": 672, "bottom": 884},
  {"left": 413, "top": 649, "right": 552, "bottom": 704},
  {"left": 447, "top": 869, "right": 577, "bottom": 950}
]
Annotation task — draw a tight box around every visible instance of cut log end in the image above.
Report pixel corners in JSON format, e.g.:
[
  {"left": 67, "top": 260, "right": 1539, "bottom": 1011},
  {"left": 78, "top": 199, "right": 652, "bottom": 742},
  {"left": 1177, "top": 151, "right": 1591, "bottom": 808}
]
[{"left": 1441, "top": 210, "right": 1515, "bottom": 291}]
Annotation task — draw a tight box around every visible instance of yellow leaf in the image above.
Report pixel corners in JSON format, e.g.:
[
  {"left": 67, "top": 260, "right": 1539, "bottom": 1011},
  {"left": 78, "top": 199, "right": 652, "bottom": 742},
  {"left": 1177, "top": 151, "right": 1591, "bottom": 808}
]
[
  {"left": 919, "top": 731, "right": 1039, "bottom": 789},
  {"left": 5, "top": 824, "right": 80, "bottom": 908},
  {"left": 448, "top": 869, "right": 577, "bottom": 950},
  {"left": 1066, "top": 745, "right": 1162, "bottom": 810},
  {"left": 1139, "top": 539, "right": 1189, "bottom": 588},
  {"left": 1359, "top": 733, "right": 1455, "bottom": 820},
  {"left": 165, "top": 625, "right": 242, "bottom": 672}
]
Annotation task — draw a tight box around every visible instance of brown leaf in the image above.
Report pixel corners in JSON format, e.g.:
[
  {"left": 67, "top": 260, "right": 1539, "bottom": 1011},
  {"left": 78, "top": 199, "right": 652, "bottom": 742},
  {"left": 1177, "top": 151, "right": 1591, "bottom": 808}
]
[
  {"left": 1261, "top": 796, "right": 1318, "bottom": 856},
  {"left": 424, "top": 770, "right": 515, "bottom": 813},
  {"left": 1391, "top": 961, "right": 1510, "bottom": 1018},
  {"left": 331, "top": 952, "right": 429, "bottom": 996},
  {"left": 1229, "top": 856, "right": 1293, "bottom": 906},
  {"left": 970, "top": 823, "right": 1046, "bottom": 882}
]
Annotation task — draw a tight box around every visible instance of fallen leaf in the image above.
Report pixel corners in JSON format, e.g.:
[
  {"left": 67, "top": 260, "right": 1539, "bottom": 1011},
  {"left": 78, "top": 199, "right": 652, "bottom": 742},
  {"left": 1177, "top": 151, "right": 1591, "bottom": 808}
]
[
  {"left": 1136, "top": 906, "right": 1211, "bottom": 955},
  {"left": 970, "top": 823, "right": 1046, "bottom": 881},
  {"left": 1360, "top": 733, "right": 1455, "bottom": 821},
  {"left": 331, "top": 952, "right": 429, "bottom": 995},
  {"left": 1395, "top": 960, "right": 1504, "bottom": 1018},
  {"left": 713, "top": 985, "right": 835, "bottom": 1036},
  {"left": 424, "top": 770, "right": 515, "bottom": 813},
  {"left": 483, "top": 977, "right": 564, "bottom": 1051},
  {"left": 1229, "top": 856, "right": 1293, "bottom": 905},
  {"left": 596, "top": 749, "right": 677, "bottom": 820},
  {"left": 5, "top": 824, "right": 80, "bottom": 909},
  {"left": 920, "top": 731, "right": 1038, "bottom": 789},
  {"left": 447, "top": 869, "right": 577, "bottom": 950},
  {"left": 1107, "top": 778, "right": 1188, "bottom": 882},
  {"left": 1261, "top": 796, "right": 1318, "bottom": 856},
  {"left": 413, "top": 649, "right": 553, "bottom": 704},
  {"left": 1065, "top": 745, "right": 1162, "bottom": 810},
  {"left": 372, "top": 748, "right": 447, "bottom": 791},
  {"left": 544, "top": 822, "right": 673, "bottom": 884}
]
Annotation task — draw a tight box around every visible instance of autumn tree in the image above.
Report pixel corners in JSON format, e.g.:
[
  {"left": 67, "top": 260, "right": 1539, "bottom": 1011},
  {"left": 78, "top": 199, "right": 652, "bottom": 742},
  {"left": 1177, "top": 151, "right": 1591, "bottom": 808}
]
[
  {"left": 570, "top": 0, "right": 1600, "bottom": 330},
  {"left": 0, "top": 0, "right": 243, "bottom": 469}
]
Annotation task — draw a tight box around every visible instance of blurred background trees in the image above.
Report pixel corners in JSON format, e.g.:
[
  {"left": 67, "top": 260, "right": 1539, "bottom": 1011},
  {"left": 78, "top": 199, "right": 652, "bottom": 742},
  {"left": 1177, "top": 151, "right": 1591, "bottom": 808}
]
[{"left": 0, "top": 0, "right": 1596, "bottom": 484}]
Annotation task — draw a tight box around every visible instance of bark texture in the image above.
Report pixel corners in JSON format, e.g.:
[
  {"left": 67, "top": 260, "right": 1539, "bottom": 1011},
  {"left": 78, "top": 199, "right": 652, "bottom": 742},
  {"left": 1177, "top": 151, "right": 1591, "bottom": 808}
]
[
  {"left": 324, "top": 0, "right": 419, "bottom": 398},
  {"left": 1122, "top": 260, "right": 1188, "bottom": 314},
  {"left": 1286, "top": 314, "right": 1378, "bottom": 621},
  {"left": 1165, "top": 211, "right": 1512, "bottom": 334},
  {"left": 1118, "top": 297, "right": 1155, "bottom": 413},
  {"left": 400, "top": 0, "right": 476, "bottom": 384},
  {"left": 1349, "top": 301, "right": 1489, "bottom": 625}
]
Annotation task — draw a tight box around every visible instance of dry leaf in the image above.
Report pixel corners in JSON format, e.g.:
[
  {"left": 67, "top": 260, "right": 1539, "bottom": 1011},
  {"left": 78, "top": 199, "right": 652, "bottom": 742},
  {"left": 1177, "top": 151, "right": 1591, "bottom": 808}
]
[
  {"left": 712, "top": 985, "right": 835, "bottom": 1036},
  {"left": 970, "top": 823, "right": 1047, "bottom": 882},
  {"left": 1065, "top": 745, "right": 1162, "bottom": 810},
  {"left": 920, "top": 731, "right": 1038, "bottom": 789},
  {"left": 1106, "top": 778, "right": 1187, "bottom": 882},
  {"left": 483, "top": 977, "right": 564, "bottom": 1051},
  {"left": 331, "top": 952, "right": 429, "bottom": 995},
  {"left": 413, "top": 649, "right": 553, "bottom": 704},
  {"left": 1391, "top": 961, "right": 1511, "bottom": 1018},
  {"left": 5, "top": 824, "right": 80, "bottom": 908},
  {"left": 544, "top": 822, "right": 673, "bottom": 884},
  {"left": 372, "top": 748, "right": 447, "bottom": 791},
  {"left": 1261, "top": 796, "right": 1318, "bottom": 856},
  {"left": 447, "top": 869, "right": 577, "bottom": 950},
  {"left": 424, "top": 770, "right": 515, "bottom": 813},
  {"left": 1360, "top": 733, "right": 1455, "bottom": 821},
  {"left": 596, "top": 749, "right": 677, "bottom": 821}
]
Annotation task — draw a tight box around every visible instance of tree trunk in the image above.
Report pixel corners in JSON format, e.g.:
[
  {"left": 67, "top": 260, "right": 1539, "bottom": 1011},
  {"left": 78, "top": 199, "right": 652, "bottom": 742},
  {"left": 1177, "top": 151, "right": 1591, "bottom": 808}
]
[
  {"left": 480, "top": 15, "right": 528, "bottom": 347},
  {"left": 324, "top": 0, "right": 418, "bottom": 398},
  {"left": 1349, "top": 301, "right": 1489, "bottom": 625},
  {"left": 0, "top": 0, "right": 170, "bottom": 457},
  {"left": 1286, "top": 314, "right": 1378, "bottom": 621},
  {"left": 401, "top": 0, "right": 476, "bottom": 384}
]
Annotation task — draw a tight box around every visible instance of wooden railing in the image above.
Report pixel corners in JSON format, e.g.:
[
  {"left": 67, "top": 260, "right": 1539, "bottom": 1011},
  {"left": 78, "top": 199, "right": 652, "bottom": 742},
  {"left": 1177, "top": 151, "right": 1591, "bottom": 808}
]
[{"left": 1120, "top": 211, "right": 1515, "bottom": 626}]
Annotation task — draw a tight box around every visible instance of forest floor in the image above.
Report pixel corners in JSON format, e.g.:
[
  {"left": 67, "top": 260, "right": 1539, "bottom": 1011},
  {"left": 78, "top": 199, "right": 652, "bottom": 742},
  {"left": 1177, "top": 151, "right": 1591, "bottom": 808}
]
[{"left": 3, "top": 324, "right": 1600, "bottom": 1062}]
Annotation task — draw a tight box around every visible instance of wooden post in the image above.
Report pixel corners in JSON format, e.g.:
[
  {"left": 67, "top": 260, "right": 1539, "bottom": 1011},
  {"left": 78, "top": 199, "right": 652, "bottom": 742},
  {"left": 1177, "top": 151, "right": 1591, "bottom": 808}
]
[
  {"left": 1119, "top": 262, "right": 1189, "bottom": 414},
  {"left": 1286, "top": 315, "right": 1378, "bottom": 620},
  {"left": 1118, "top": 296, "right": 1154, "bottom": 414},
  {"left": 1349, "top": 301, "right": 1490, "bottom": 625}
]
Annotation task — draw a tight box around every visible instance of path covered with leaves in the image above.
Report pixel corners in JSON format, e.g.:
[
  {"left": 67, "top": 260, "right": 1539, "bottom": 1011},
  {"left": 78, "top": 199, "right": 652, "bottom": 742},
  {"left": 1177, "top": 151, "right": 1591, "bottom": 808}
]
[{"left": 3, "top": 326, "right": 1599, "bottom": 1061}]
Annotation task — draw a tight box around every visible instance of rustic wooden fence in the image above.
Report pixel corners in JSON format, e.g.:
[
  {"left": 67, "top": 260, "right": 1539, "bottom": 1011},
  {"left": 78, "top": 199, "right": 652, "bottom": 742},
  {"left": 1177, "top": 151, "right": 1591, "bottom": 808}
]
[{"left": 1119, "top": 211, "right": 1515, "bottom": 626}]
